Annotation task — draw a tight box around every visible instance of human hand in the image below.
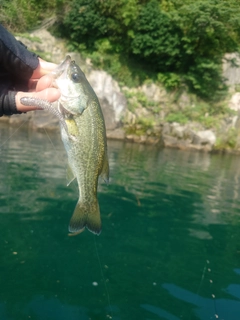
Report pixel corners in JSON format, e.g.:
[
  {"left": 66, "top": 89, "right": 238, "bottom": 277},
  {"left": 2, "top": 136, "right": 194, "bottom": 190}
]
[
  {"left": 0, "top": 25, "right": 61, "bottom": 116},
  {"left": 15, "top": 58, "right": 61, "bottom": 113},
  {"left": 31, "top": 58, "right": 57, "bottom": 79}
]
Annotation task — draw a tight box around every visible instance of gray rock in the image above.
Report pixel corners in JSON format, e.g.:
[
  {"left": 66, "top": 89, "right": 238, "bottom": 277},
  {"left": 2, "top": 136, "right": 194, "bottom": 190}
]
[
  {"left": 223, "top": 53, "right": 240, "bottom": 87},
  {"left": 171, "top": 123, "right": 185, "bottom": 139},
  {"left": 124, "top": 110, "right": 136, "bottom": 125},
  {"left": 107, "top": 128, "right": 125, "bottom": 140},
  {"left": 162, "top": 123, "right": 171, "bottom": 135},
  {"left": 141, "top": 83, "right": 167, "bottom": 102},
  {"left": 192, "top": 130, "right": 216, "bottom": 146},
  {"left": 162, "top": 135, "right": 190, "bottom": 150},
  {"left": 88, "top": 70, "right": 127, "bottom": 130},
  {"left": 229, "top": 93, "right": 240, "bottom": 111}
]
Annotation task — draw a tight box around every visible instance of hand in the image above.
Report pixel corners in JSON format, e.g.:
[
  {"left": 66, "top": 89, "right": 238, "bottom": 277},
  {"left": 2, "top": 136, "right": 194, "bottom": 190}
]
[
  {"left": 31, "top": 58, "right": 57, "bottom": 79},
  {"left": 15, "top": 58, "right": 61, "bottom": 113}
]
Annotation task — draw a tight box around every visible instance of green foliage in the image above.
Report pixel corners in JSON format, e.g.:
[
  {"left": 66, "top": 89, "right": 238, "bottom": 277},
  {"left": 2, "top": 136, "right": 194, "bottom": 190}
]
[
  {"left": 59, "top": 0, "right": 108, "bottom": 50},
  {"left": 123, "top": 89, "right": 161, "bottom": 114},
  {"left": 98, "top": 0, "right": 138, "bottom": 50},
  {"left": 0, "top": 0, "right": 62, "bottom": 31},
  {"left": 2, "top": 0, "right": 240, "bottom": 109},
  {"left": 165, "top": 112, "right": 188, "bottom": 125},
  {"left": 157, "top": 72, "right": 182, "bottom": 90},
  {"left": 130, "top": 0, "right": 182, "bottom": 70},
  {"left": 215, "top": 127, "right": 238, "bottom": 150},
  {"left": 173, "top": 0, "right": 240, "bottom": 99},
  {"left": 183, "top": 58, "right": 228, "bottom": 100},
  {"left": 55, "top": 0, "right": 240, "bottom": 102},
  {"left": 165, "top": 101, "right": 235, "bottom": 128},
  {"left": 125, "top": 116, "right": 156, "bottom": 136}
]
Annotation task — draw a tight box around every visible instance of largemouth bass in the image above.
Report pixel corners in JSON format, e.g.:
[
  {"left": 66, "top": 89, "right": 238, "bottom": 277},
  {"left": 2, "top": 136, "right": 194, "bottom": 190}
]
[{"left": 21, "top": 56, "right": 109, "bottom": 235}]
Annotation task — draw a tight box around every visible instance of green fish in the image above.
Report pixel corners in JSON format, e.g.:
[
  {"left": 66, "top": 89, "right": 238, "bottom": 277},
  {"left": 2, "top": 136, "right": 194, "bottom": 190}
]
[{"left": 21, "top": 56, "right": 109, "bottom": 235}]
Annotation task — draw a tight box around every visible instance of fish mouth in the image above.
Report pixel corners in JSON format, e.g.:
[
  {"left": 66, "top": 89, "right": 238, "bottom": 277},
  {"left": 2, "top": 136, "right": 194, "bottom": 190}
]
[
  {"left": 52, "top": 55, "right": 81, "bottom": 102},
  {"left": 52, "top": 55, "right": 71, "bottom": 79}
]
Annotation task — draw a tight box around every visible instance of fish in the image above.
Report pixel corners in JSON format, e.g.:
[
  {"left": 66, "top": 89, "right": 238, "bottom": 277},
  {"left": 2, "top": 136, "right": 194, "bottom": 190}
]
[{"left": 21, "top": 56, "right": 109, "bottom": 235}]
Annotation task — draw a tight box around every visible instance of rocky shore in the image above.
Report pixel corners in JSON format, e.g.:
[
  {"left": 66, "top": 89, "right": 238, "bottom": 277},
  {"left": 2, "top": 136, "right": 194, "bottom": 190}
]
[{"left": 2, "top": 29, "right": 240, "bottom": 153}]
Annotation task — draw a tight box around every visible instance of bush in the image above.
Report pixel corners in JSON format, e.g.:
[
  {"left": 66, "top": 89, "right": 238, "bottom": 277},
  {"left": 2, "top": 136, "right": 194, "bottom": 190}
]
[
  {"left": 55, "top": 0, "right": 240, "bottom": 101},
  {"left": 131, "top": 0, "right": 182, "bottom": 71},
  {"left": 59, "top": 0, "right": 107, "bottom": 50},
  {"left": 0, "top": 0, "right": 62, "bottom": 32}
]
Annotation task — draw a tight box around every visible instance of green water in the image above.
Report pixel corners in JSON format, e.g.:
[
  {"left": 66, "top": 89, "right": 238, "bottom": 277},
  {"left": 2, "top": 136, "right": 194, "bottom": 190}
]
[{"left": 0, "top": 124, "right": 240, "bottom": 320}]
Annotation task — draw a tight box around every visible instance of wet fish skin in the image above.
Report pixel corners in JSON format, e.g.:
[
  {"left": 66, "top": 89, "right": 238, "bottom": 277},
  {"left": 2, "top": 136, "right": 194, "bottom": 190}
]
[{"left": 55, "top": 56, "right": 109, "bottom": 235}]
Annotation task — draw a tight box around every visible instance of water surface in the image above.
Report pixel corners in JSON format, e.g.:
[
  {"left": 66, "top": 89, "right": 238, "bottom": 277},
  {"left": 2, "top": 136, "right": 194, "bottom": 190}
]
[{"left": 0, "top": 124, "right": 240, "bottom": 320}]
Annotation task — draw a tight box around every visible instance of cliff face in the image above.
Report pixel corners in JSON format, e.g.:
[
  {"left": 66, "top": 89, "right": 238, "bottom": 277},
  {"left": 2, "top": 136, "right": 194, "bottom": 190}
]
[{"left": 2, "top": 29, "right": 240, "bottom": 153}]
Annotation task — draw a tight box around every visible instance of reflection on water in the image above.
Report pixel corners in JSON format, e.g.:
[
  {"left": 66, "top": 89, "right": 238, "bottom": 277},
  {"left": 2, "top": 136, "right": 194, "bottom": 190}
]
[{"left": 0, "top": 124, "right": 240, "bottom": 319}]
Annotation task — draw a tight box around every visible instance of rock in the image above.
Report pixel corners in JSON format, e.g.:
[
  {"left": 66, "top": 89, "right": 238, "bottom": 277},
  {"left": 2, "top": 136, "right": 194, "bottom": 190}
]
[
  {"left": 141, "top": 83, "right": 167, "bottom": 102},
  {"left": 192, "top": 130, "right": 216, "bottom": 147},
  {"left": 162, "top": 123, "right": 171, "bottom": 135},
  {"left": 234, "top": 116, "right": 240, "bottom": 130},
  {"left": 229, "top": 92, "right": 240, "bottom": 111},
  {"left": 162, "top": 135, "right": 187, "bottom": 149},
  {"left": 135, "top": 106, "right": 151, "bottom": 118},
  {"left": 88, "top": 70, "right": 127, "bottom": 130},
  {"left": 177, "top": 92, "right": 191, "bottom": 109},
  {"left": 107, "top": 128, "right": 125, "bottom": 140},
  {"left": 223, "top": 53, "right": 240, "bottom": 87},
  {"left": 124, "top": 110, "right": 136, "bottom": 125},
  {"left": 125, "top": 134, "right": 139, "bottom": 143},
  {"left": 16, "top": 30, "right": 67, "bottom": 64},
  {"left": 183, "top": 127, "right": 195, "bottom": 142},
  {"left": 171, "top": 123, "right": 185, "bottom": 139}
]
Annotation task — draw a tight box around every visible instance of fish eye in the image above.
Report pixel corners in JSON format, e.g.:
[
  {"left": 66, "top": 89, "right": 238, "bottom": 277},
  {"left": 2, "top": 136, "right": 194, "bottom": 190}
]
[{"left": 71, "top": 72, "right": 81, "bottom": 82}]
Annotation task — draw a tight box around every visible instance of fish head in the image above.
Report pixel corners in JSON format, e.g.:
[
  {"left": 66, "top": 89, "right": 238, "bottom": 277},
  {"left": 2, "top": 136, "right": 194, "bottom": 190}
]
[{"left": 53, "top": 56, "right": 88, "bottom": 115}]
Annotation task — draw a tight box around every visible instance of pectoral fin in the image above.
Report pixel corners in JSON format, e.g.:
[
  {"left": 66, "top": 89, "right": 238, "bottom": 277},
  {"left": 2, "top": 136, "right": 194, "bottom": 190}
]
[{"left": 66, "top": 163, "right": 76, "bottom": 186}]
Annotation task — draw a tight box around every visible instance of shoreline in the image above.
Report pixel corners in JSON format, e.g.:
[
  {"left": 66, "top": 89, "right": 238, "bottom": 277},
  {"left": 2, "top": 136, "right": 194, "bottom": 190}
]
[{"left": 1, "top": 115, "right": 240, "bottom": 155}]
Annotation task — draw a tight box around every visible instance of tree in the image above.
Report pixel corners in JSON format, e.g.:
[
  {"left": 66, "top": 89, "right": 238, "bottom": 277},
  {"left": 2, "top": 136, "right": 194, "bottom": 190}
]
[{"left": 130, "top": 0, "right": 182, "bottom": 71}]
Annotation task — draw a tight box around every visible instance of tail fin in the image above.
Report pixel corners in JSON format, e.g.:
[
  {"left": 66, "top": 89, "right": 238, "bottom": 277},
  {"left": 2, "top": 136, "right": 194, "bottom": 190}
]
[{"left": 68, "top": 199, "right": 102, "bottom": 235}]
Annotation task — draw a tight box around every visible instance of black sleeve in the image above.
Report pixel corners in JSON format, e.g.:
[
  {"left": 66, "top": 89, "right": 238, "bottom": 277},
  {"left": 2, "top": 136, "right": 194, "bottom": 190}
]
[
  {"left": 0, "top": 91, "right": 21, "bottom": 117},
  {"left": 0, "top": 24, "right": 39, "bottom": 116},
  {"left": 0, "top": 24, "right": 39, "bottom": 79}
]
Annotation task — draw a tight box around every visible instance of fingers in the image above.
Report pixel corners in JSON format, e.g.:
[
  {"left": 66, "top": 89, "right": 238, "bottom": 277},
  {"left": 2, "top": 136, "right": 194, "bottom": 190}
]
[
  {"left": 16, "top": 88, "right": 61, "bottom": 113},
  {"left": 36, "top": 88, "right": 61, "bottom": 102},
  {"left": 31, "top": 58, "right": 57, "bottom": 79},
  {"left": 16, "top": 58, "right": 61, "bottom": 113},
  {"left": 36, "top": 74, "right": 55, "bottom": 92},
  {"left": 28, "top": 74, "right": 54, "bottom": 92}
]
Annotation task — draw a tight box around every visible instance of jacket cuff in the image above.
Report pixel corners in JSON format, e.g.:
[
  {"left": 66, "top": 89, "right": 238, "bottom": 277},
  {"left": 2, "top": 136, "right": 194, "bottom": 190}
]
[{"left": 0, "top": 90, "right": 22, "bottom": 117}]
